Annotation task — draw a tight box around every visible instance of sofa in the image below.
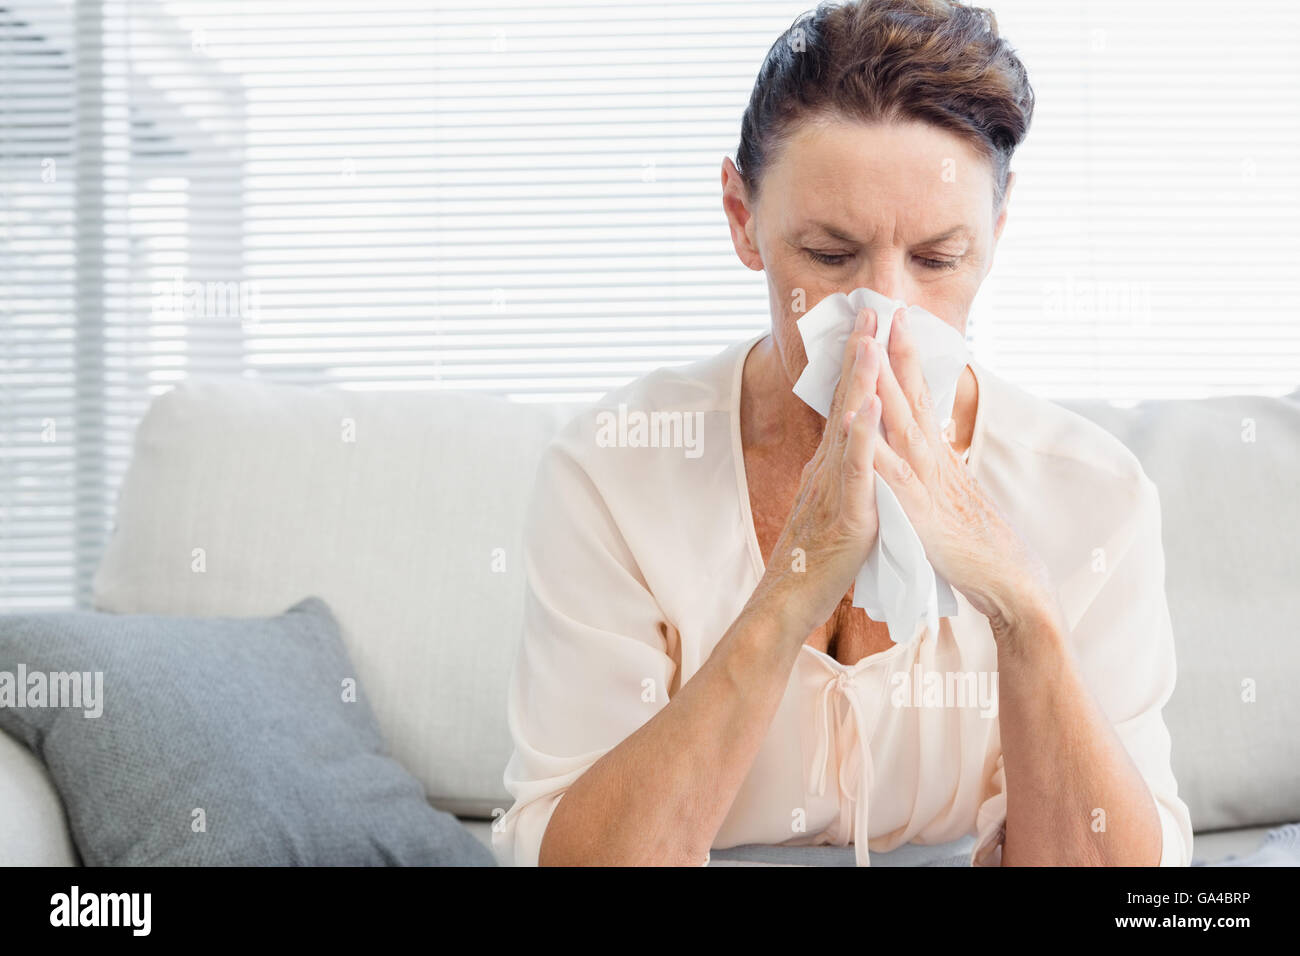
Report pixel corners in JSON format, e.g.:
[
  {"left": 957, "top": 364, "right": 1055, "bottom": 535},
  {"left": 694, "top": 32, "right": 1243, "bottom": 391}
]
[{"left": 2, "top": 371, "right": 1297, "bottom": 866}]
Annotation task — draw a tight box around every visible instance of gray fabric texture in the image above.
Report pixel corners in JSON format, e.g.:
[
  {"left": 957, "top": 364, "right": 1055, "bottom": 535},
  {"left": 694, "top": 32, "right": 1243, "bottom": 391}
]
[
  {"left": 710, "top": 834, "right": 976, "bottom": 867},
  {"left": 1194, "top": 821, "right": 1300, "bottom": 867},
  {"left": 0, "top": 596, "right": 495, "bottom": 866}
]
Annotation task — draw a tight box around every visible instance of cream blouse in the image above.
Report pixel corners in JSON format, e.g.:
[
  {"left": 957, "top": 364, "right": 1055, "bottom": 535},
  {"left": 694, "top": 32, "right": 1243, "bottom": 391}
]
[{"left": 493, "top": 332, "right": 1194, "bottom": 867}]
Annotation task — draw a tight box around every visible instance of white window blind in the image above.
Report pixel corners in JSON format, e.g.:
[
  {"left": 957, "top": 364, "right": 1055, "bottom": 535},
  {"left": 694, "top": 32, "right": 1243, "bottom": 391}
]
[
  {"left": 975, "top": 0, "right": 1300, "bottom": 399},
  {"left": 2, "top": 0, "right": 1298, "bottom": 611}
]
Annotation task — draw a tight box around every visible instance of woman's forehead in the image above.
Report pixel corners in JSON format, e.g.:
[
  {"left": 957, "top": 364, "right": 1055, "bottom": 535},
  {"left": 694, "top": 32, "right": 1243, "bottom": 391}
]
[{"left": 763, "top": 119, "right": 997, "bottom": 231}]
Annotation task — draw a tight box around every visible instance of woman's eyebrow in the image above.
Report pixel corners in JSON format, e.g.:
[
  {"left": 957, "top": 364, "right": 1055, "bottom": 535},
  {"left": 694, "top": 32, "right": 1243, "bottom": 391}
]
[
  {"left": 916, "top": 225, "right": 974, "bottom": 245},
  {"left": 799, "top": 221, "right": 974, "bottom": 245},
  {"left": 801, "top": 221, "right": 860, "bottom": 243}
]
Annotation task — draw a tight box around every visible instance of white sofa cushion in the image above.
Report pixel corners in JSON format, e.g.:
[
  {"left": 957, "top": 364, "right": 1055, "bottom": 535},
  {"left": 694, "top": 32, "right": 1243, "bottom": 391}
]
[
  {"left": 1058, "top": 391, "right": 1300, "bottom": 832},
  {"left": 88, "top": 376, "right": 1300, "bottom": 833},
  {"left": 92, "top": 379, "right": 572, "bottom": 817},
  {"left": 0, "top": 727, "right": 79, "bottom": 865}
]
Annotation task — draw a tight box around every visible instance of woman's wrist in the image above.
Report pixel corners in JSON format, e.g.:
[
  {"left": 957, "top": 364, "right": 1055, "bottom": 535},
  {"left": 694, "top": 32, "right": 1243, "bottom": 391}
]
[
  {"left": 748, "top": 567, "right": 821, "bottom": 646},
  {"left": 984, "top": 577, "right": 1068, "bottom": 660},
  {"left": 958, "top": 529, "right": 1060, "bottom": 640},
  {"left": 713, "top": 573, "right": 812, "bottom": 688}
]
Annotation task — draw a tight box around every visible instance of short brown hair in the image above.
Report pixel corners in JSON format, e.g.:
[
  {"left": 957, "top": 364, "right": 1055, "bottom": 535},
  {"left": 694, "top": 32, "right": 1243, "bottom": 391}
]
[{"left": 735, "top": 0, "right": 1034, "bottom": 208}]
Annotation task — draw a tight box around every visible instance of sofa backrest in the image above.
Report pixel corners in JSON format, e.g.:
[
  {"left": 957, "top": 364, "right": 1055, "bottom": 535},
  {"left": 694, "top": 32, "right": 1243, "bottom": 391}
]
[
  {"left": 93, "top": 378, "right": 575, "bottom": 818},
  {"left": 92, "top": 376, "right": 1300, "bottom": 830},
  {"left": 1058, "top": 390, "right": 1300, "bottom": 832}
]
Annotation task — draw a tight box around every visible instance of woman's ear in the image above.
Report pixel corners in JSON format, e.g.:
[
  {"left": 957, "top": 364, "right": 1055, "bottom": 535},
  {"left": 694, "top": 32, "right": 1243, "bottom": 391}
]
[
  {"left": 993, "top": 170, "right": 1016, "bottom": 242},
  {"left": 721, "top": 157, "right": 764, "bottom": 272}
]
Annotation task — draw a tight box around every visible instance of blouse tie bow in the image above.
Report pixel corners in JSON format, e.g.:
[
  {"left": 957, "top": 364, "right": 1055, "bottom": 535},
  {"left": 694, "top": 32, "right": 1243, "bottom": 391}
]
[{"left": 809, "top": 670, "right": 876, "bottom": 868}]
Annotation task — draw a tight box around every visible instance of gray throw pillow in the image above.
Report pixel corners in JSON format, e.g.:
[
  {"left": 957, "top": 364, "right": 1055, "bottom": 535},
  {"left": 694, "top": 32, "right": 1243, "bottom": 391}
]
[{"left": 0, "top": 596, "right": 495, "bottom": 866}]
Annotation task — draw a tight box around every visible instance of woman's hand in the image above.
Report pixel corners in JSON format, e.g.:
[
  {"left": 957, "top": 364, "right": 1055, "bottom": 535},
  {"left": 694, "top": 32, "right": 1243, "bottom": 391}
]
[
  {"left": 868, "top": 305, "right": 1060, "bottom": 640},
  {"left": 755, "top": 308, "right": 885, "bottom": 636}
]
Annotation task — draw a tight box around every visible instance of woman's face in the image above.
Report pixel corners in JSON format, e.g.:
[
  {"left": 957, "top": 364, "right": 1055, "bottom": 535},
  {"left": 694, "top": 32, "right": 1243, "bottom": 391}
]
[{"left": 722, "top": 116, "right": 1013, "bottom": 386}]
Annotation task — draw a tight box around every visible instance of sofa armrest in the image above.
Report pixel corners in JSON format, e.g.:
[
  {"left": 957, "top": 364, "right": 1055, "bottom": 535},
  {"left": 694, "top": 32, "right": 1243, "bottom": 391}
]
[{"left": 0, "top": 730, "right": 79, "bottom": 865}]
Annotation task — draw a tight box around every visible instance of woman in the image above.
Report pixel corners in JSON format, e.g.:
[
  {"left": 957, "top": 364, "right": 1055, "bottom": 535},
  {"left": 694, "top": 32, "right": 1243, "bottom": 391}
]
[{"left": 493, "top": 0, "right": 1193, "bottom": 866}]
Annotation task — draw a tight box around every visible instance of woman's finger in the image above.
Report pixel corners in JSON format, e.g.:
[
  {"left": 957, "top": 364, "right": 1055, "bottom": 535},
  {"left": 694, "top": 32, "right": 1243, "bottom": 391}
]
[
  {"left": 838, "top": 335, "right": 880, "bottom": 444},
  {"left": 886, "top": 308, "right": 943, "bottom": 446},
  {"left": 825, "top": 307, "right": 877, "bottom": 454},
  {"left": 841, "top": 391, "right": 880, "bottom": 531},
  {"left": 875, "top": 324, "right": 938, "bottom": 485},
  {"left": 823, "top": 308, "right": 867, "bottom": 427},
  {"left": 872, "top": 423, "right": 929, "bottom": 516}
]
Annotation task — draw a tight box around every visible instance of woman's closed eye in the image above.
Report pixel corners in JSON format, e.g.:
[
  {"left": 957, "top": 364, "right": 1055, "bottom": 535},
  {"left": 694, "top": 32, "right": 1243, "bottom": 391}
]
[
  {"left": 915, "top": 255, "right": 962, "bottom": 271},
  {"left": 803, "top": 248, "right": 964, "bottom": 271},
  {"left": 805, "top": 248, "right": 852, "bottom": 267}
]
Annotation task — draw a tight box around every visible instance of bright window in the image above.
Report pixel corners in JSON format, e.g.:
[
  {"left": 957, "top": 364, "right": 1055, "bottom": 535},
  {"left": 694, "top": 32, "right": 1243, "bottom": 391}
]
[{"left": 2, "top": 0, "right": 1297, "bottom": 608}]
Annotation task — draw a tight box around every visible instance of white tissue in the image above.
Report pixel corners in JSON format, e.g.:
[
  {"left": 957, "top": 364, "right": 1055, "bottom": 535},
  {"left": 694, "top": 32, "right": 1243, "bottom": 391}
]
[{"left": 791, "top": 287, "right": 971, "bottom": 644}]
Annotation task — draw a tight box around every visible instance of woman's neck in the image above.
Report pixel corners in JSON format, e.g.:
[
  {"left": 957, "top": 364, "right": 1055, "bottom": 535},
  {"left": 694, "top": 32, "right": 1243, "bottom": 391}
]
[{"left": 740, "top": 336, "right": 824, "bottom": 457}]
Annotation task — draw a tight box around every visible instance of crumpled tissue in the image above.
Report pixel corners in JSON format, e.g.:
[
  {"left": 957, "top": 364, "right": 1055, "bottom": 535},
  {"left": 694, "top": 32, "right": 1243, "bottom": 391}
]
[{"left": 791, "top": 286, "right": 971, "bottom": 644}]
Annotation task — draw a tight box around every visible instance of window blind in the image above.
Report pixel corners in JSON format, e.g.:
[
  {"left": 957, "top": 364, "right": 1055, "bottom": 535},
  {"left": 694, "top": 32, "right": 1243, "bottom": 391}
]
[
  {"left": 976, "top": 0, "right": 1300, "bottom": 400},
  {"left": 2, "top": 0, "right": 1298, "bottom": 610}
]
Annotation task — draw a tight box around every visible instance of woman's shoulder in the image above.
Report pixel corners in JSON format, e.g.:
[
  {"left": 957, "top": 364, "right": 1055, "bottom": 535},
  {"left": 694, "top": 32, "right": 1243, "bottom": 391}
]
[
  {"left": 972, "top": 362, "right": 1167, "bottom": 627},
  {"left": 599, "top": 335, "right": 752, "bottom": 416},
  {"left": 974, "top": 359, "right": 1151, "bottom": 491},
  {"left": 523, "top": 338, "right": 755, "bottom": 591},
  {"left": 544, "top": 336, "right": 753, "bottom": 471},
  {"left": 972, "top": 361, "right": 1160, "bottom": 578}
]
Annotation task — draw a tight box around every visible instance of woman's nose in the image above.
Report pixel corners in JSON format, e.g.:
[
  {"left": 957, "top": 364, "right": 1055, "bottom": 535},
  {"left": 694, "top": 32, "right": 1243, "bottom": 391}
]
[
  {"left": 854, "top": 259, "right": 911, "bottom": 304},
  {"left": 852, "top": 272, "right": 911, "bottom": 307}
]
